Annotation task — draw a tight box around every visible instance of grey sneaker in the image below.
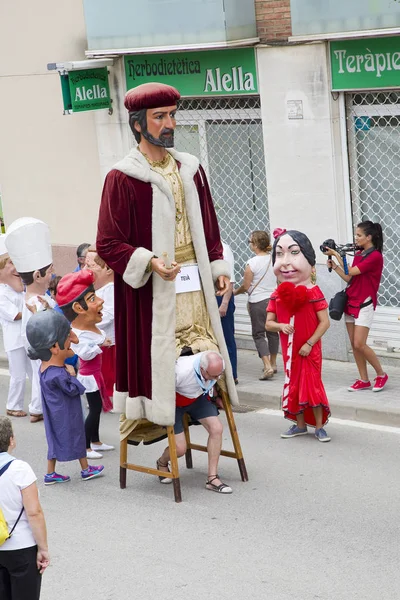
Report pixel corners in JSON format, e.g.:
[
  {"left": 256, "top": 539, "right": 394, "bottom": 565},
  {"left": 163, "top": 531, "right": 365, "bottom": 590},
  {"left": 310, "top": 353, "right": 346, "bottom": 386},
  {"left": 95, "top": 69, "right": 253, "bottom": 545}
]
[
  {"left": 280, "top": 424, "right": 308, "bottom": 438},
  {"left": 315, "top": 428, "right": 331, "bottom": 443}
]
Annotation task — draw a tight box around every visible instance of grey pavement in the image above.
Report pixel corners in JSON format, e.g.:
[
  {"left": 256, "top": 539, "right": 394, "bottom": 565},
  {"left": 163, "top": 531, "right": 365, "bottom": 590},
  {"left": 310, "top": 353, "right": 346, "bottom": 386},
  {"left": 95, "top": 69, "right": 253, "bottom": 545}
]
[
  {"left": 0, "top": 345, "right": 399, "bottom": 427},
  {"left": 235, "top": 348, "right": 400, "bottom": 427},
  {"left": 6, "top": 404, "right": 400, "bottom": 600}
]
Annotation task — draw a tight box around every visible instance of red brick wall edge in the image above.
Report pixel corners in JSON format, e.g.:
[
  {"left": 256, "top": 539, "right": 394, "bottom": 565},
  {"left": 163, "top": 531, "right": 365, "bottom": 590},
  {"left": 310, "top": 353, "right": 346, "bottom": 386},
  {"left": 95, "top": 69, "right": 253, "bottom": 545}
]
[{"left": 255, "top": 0, "right": 292, "bottom": 43}]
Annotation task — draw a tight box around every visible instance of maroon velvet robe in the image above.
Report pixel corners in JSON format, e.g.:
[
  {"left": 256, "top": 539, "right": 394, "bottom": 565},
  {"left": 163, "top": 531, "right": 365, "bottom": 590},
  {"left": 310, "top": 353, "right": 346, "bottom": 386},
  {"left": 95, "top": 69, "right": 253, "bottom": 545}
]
[{"left": 96, "top": 147, "right": 238, "bottom": 425}]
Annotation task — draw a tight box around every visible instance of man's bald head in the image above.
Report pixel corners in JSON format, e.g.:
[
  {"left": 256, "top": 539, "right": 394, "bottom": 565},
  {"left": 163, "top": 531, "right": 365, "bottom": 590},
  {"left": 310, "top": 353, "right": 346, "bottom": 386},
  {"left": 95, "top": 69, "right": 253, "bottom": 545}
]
[{"left": 200, "top": 351, "right": 225, "bottom": 381}]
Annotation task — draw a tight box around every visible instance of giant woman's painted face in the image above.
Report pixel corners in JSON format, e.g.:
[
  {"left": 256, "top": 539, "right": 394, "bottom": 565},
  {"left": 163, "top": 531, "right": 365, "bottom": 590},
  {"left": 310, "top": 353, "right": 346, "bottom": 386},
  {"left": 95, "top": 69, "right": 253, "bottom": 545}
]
[{"left": 272, "top": 233, "right": 313, "bottom": 286}]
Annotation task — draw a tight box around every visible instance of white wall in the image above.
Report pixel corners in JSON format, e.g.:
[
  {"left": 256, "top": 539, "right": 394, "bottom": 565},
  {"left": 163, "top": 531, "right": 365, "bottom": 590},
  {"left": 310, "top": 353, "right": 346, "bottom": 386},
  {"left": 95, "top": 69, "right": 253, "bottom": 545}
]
[
  {"left": 0, "top": 0, "right": 103, "bottom": 246},
  {"left": 256, "top": 43, "right": 350, "bottom": 360},
  {"left": 256, "top": 43, "right": 349, "bottom": 262}
]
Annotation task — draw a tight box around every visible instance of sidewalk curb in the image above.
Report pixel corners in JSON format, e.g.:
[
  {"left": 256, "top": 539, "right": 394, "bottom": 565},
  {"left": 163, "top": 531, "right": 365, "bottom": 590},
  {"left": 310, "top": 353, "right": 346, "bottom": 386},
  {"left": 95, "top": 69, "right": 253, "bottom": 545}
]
[{"left": 237, "top": 389, "right": 400, "bottom": 428}]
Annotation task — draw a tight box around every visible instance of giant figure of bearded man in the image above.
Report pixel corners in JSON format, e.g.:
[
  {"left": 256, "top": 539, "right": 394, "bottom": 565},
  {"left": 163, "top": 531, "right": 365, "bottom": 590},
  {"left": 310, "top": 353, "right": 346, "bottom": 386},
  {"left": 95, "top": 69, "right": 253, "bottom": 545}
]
[{"left": 96, "top": 82, "right": 239, "bottom": 427}]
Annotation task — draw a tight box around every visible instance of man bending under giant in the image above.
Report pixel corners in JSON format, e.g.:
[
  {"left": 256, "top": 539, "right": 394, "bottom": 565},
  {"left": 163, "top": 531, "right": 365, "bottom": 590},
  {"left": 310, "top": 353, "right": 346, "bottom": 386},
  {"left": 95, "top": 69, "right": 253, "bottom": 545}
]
[{"left": 96, "top": 82, "right": 239, "bottom": 492}]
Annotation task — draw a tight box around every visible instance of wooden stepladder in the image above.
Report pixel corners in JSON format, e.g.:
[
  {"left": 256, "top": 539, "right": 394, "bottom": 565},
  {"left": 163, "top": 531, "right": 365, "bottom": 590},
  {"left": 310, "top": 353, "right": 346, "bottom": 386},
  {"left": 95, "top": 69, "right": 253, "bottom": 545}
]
[{"left": 119, "top": 390, "right": 248, "bottom": 503}]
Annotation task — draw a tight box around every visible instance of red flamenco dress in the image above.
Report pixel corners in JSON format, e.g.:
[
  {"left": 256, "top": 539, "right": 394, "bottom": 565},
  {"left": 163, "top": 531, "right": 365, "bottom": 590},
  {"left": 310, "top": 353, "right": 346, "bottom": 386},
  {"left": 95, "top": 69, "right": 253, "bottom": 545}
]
[{"left": 267, "top": 283, "right": 330, "bottom": 427}]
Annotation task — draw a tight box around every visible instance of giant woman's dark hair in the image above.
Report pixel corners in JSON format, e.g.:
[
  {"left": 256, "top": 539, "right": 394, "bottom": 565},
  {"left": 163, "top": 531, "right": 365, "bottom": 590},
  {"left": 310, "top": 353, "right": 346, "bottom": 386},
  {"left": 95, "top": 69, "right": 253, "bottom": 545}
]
[
  {"left": 272, "top": 229, "right": 316, "bottom": 266},
  {"left": 357, "top": 221, "right": 383, "bottom": 253}
]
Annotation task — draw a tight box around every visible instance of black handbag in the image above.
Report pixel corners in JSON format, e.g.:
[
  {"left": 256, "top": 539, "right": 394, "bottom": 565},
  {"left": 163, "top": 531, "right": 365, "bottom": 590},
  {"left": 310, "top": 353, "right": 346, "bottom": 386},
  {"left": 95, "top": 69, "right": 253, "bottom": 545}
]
[{"left": 329, "top": 289, "right": 347, "bottom": 321}]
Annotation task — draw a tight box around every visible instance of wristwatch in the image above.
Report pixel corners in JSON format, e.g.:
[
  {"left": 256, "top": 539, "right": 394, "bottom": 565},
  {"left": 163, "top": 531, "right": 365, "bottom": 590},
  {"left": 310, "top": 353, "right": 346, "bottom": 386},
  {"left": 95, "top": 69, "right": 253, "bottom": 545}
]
[{"left": 306, "top": 339, "right": 314, "bottom": 347}]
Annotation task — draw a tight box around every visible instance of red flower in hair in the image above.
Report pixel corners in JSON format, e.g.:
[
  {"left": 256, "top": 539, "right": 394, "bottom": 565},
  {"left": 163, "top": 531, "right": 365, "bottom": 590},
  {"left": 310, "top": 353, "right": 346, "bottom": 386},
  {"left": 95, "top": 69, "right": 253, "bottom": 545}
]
[{"left": 273, "top": 228, "right": 287, "bottom": 239}]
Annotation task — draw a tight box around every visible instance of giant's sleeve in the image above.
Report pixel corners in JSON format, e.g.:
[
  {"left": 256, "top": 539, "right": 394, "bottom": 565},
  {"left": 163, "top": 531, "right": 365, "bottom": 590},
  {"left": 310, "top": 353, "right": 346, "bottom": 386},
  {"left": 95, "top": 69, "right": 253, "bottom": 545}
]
[
  {"left": 196, "top": 165, "right": 230, "bottom": 282},
  {"left": 96, "top": 170, "right": 153, "bottom": 289}
]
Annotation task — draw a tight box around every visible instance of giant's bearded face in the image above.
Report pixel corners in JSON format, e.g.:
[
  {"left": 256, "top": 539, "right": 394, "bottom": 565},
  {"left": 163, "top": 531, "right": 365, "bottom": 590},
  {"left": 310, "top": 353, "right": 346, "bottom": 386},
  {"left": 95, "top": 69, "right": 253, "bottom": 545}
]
[
  {"left": 136, "top": 105, "right": 177, "bottom": 148},
  {"left": 272, "top": 234, "right": 313, "bottom": 287}
]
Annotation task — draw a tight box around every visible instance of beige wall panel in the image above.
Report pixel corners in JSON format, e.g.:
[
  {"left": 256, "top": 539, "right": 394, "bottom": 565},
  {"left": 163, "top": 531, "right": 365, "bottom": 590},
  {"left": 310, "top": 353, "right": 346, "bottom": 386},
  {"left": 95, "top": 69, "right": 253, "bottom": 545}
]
[
  {"left": 0, "top": 73, "right": 102, "bottom": 245},
  {"left": 0, "top": 0, "right": 88, "bottom": 76}
]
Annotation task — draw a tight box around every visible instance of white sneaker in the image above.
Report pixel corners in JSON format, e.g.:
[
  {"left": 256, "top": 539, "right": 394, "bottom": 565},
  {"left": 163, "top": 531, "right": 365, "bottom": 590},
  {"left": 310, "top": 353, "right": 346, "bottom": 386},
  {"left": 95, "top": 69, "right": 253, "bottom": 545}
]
[
  {"left": 90, "top": 443, "right": 115, "bottom": 452},
  {"left": 87, "top": 450, "right": 103, "bottom": 459}
]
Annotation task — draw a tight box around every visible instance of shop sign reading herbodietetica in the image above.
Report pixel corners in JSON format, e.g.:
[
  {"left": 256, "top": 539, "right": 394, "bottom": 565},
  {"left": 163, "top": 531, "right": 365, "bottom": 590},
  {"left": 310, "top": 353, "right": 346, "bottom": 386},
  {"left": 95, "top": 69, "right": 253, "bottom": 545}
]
[
  {"left": 65, "top": 68, "right": 111, "bottom": 112},
  {"left": 124, "top": 48, "right": 258, "bottom": 96},
  {"left": 330, "top": 36, "right": 400, "bottom": 91}
]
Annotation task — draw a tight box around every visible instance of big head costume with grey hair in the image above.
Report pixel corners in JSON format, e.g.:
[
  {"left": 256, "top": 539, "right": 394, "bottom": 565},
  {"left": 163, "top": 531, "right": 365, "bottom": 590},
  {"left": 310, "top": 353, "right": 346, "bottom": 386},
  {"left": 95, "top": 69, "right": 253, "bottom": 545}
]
[
  {"left": 124, "top": 82, "right": 181, "bottom": 148},
  {"left": 26, "top": 310, "right": 71, "bottom": 362}
]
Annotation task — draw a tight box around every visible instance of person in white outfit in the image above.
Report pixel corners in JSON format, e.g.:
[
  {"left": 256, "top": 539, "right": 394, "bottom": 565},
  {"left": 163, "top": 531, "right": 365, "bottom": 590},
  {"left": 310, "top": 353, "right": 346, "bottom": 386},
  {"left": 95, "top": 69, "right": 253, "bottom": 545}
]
[
  {"left": 0, "top": 236, "right": 32, "bottom": 417},
  {"left": 5, "top": 218, "right": 55, "bottom": 423}
]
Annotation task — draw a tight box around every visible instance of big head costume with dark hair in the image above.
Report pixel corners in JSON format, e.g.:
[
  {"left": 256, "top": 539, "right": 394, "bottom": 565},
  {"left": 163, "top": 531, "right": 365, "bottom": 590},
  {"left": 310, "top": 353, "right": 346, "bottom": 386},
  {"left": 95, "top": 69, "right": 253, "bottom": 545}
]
[
  {"left": 56, "top": 270, "right": 95, "bottom": 323},
  {"left": 26, "top": 310, "right": 71, "bottom": 362},
  {"left": 272, "top": 228, "right": 316, "bottom": 287},
  {"left": 124, "top": 82, "right": 181, "bottom": 147}
]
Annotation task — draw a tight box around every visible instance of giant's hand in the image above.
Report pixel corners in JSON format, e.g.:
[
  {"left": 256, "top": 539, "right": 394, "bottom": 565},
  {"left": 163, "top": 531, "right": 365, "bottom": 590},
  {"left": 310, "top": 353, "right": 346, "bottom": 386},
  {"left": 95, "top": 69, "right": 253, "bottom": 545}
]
[
  {"left": 151, "top": 257, "right": 181, "bottom": 282},
  {"left": 215, "top": 275, "right": 230, "bottom": 296}
]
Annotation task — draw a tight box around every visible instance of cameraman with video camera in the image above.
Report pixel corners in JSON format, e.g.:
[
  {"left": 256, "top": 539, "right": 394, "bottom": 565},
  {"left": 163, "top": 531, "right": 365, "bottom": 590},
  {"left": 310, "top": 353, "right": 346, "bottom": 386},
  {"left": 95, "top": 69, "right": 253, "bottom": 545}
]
[{"left": 323, "top": 220, "right": 388, "bottom": 393}]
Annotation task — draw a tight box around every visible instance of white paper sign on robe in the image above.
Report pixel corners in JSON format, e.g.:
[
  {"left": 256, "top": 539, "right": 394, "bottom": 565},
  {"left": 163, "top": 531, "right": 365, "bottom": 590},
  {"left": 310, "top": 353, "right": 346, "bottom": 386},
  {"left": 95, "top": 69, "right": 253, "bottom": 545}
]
[{"left": 175, "top": 264, "right": 202, "bottom": 294}]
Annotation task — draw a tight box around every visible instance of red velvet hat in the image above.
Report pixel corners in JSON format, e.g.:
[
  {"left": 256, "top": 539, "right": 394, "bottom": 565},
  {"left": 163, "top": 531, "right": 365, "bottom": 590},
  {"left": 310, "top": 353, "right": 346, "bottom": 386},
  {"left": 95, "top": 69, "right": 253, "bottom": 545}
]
[
  {"left": 56, "top": 270, "right": 95, "bottom": 307},
  {"left": 124, "top": 82, "right": 180, "bottom": 112}
]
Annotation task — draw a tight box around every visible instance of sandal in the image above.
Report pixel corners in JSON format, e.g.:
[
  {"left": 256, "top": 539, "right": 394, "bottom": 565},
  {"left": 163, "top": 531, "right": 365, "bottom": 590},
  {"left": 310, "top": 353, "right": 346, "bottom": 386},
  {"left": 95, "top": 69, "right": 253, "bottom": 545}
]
[
  {"left": 156, "top": 459, "right": 172, "bottom": 485},
  {"left": 6, "top": 410, "right": 27, "bottom": 418},
  {"left": 205, "top": 474, "right": 233, "bottom": 494},
  {"left": 259, "top": 368, "right": 274, "bottom": 380}
]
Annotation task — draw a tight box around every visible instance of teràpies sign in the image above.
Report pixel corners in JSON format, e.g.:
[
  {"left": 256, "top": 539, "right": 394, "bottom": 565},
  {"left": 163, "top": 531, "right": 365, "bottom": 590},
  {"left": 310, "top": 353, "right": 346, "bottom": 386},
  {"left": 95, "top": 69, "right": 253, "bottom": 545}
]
[
  {"left": 60, "top": 67, "right": 112, "bottom": 113},
  {"left": 330, "top": 36, "right": 400, "bottom": 91},
  {"left": 124, "top": 48, "right": 258, "bottom": 96}
]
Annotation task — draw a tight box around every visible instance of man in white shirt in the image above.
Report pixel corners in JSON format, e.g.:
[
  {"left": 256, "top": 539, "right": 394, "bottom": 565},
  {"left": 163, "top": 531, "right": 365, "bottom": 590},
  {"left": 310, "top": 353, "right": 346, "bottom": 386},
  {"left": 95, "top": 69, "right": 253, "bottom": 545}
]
[
  {"left": 156, "top": 350, "right": 232, "bottom": 494},
  {"left": 216, "top": 242, "right": 238, "bottom": 383}
]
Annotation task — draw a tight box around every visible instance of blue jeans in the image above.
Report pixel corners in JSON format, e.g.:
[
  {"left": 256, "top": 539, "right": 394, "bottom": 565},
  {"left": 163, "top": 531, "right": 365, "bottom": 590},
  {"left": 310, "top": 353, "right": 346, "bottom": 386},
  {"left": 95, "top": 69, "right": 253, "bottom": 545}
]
[{"left": 216, "top": 294, "right": 238, "bottom": 380}]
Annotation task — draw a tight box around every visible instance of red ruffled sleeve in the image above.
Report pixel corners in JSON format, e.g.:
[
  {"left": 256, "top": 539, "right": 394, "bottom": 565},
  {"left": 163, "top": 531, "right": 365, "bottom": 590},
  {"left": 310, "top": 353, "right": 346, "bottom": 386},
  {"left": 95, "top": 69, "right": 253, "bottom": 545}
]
[{"left": 309, "top": 285, "right": 328, "bottom": 312}]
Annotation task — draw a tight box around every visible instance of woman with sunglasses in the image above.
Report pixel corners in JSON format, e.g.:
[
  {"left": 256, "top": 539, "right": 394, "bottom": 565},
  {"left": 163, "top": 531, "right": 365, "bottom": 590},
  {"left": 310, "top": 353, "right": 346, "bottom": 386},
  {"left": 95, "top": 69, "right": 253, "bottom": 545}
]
[{"left": 234, "top": 230, "right": 279, "bottom": 380}]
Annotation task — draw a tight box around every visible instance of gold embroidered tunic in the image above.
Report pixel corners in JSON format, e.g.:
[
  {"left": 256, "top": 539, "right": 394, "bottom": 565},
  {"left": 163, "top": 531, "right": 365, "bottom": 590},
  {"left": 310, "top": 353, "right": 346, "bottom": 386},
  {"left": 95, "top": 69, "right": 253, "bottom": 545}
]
[{"left": 147, "top": 151, "right": 219, "bottom": 357}]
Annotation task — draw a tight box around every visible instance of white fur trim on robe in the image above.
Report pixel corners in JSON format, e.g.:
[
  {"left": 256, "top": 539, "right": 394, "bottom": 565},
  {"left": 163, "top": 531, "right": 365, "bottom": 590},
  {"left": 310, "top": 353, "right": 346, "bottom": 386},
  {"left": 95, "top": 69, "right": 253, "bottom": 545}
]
[
  {"left": 112, "top": 147, "right": 239, "bottom": 426},
  {"left": 123, "top": 247, "right": 153, "bottom": 289},
  {"left": 210, "top": 259, "right": 230, "bottom": 282}
]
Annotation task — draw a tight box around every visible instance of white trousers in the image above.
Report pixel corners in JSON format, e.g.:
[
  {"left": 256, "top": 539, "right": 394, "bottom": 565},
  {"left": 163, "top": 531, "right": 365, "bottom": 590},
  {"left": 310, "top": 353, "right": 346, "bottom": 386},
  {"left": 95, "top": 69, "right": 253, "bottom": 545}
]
[
  {"left": 6, "top": 349, "right": 42, "bottom": 414},
  {"left": 6, "top": 348, "right": 32, "bottom": 412},
  {"left": 29, "top": 358, "right": 43, "bottom": 415}
]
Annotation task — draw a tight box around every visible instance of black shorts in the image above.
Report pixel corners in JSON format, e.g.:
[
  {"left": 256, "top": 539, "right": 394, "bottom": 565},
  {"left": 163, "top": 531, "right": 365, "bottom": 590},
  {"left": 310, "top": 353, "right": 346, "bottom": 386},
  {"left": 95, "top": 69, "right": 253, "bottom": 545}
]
[{"left": 174, "top": 394, "right": 219, "bottom": 434}]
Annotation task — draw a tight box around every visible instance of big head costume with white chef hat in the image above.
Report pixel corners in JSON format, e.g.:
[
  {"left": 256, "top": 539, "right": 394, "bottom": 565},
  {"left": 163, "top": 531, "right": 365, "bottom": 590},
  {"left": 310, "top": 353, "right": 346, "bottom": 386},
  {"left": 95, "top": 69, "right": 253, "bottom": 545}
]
[{"left": 5, "top": 217, "right": 52, "bottom": 274}]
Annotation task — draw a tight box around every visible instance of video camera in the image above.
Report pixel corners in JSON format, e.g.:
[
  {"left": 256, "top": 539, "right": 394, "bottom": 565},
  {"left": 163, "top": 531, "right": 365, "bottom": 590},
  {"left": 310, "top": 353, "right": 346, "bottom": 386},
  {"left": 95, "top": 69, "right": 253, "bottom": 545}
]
[
  {"left": 319, "top": 239, "right": 359, "bottom": 256},
  {"left": 320, "top": 239, "right": 359, "bottom": 274}
]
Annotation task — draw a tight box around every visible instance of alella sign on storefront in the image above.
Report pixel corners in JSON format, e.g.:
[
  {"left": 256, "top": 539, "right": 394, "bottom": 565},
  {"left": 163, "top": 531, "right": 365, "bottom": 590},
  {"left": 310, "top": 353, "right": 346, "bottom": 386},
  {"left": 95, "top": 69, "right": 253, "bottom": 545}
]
[
  {"left": 330, "top": 36, "right": 400, "bottom": 91},
  {"left": 124, "top": 48, "right": 258, "bottom": 96}
]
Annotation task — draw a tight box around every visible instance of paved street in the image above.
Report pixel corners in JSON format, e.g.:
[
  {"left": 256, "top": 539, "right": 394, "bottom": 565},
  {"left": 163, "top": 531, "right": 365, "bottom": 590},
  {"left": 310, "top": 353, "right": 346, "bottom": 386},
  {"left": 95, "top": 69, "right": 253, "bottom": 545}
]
[{"left": 3, "top": 368, "right": 400, "bottom": 600}]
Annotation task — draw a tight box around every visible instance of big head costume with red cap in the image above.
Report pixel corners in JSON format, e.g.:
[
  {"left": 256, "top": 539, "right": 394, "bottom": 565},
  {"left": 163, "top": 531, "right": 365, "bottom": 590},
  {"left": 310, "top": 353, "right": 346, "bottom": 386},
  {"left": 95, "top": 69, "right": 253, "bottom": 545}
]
[
  {"left": 56, "top": 270, "right": 96, "bottom": 323},
  {"left": 125, "top": 82, "right": 180, "bottom": 148}
]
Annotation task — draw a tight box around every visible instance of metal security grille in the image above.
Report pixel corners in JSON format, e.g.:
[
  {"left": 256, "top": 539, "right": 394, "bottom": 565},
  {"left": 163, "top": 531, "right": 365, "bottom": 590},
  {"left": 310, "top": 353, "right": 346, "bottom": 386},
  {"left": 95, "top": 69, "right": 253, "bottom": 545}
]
[
  {"left": 345, "top": 91, "right": 400, "bottom": 349},
  {"left": 175, "top": 96, "right": 269, "bottom": 283}
]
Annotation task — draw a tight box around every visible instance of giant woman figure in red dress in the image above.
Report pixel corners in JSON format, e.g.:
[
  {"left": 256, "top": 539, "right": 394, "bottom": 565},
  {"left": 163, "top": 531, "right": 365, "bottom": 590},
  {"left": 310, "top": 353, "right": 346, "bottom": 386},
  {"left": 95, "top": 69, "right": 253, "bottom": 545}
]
[{"left": 266, "top": 229, "right": 331, "bottom": 442}]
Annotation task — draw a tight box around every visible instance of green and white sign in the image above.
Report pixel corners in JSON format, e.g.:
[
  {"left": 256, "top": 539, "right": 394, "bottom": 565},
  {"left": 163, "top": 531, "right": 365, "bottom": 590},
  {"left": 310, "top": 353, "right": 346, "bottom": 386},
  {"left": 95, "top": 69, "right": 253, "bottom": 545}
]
[
  {"left": 330, "top": 36, "right": 400, "bottom": 91},
  {"left": 61, "top": 67, "right": 112, "bottom": 113},
  {"left": 125, "top": 48, "right": 258, "bottom": 96}
]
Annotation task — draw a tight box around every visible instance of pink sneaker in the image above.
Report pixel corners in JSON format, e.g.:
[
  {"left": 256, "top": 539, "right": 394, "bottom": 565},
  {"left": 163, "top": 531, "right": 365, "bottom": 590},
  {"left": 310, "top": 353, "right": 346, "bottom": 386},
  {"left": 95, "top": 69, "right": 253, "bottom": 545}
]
[
  {"left": 348, "top": 379, "right": 371, "bottom": 392},
  {"left": 372, "top": 373, "right": 388, "bottom": 392}
]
